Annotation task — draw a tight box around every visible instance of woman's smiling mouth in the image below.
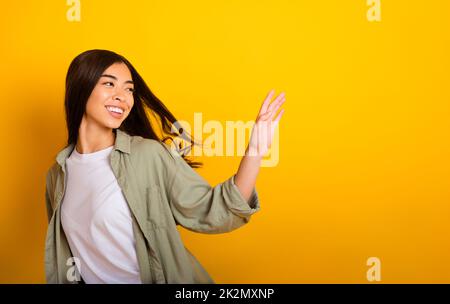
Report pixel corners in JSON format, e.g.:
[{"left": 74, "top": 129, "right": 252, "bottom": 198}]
[{"left": 106, "top": 106, "right": 125, "bottom": 118}]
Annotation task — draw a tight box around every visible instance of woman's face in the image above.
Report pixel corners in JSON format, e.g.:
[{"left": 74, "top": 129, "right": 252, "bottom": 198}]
[{"left": 83, "top": 62, "right": 135, "bottom": 130}]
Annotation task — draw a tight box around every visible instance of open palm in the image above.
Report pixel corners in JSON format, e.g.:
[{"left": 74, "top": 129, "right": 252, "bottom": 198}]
[{"left": 247, "top": 89, "right": 286, "bottom": 157}]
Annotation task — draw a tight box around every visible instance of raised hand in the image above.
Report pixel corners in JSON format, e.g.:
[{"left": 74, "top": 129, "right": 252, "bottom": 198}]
[{"left": 247, "top": 89, "right": 286, "bottom": 157}]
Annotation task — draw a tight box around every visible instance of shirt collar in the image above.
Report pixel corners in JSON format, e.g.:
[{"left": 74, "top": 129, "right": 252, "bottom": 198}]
[{"left": 55, "top": 128, "right": 131, "bottom": 167}]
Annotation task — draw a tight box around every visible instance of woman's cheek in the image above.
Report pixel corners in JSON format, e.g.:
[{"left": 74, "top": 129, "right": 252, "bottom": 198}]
[{"left": 99, "top": 90, "right": 112, "bottom": 100}]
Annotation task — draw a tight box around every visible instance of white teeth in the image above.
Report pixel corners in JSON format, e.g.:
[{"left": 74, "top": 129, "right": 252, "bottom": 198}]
[{"left": 106, "top": 106, "right": 124, "bottom": 114}]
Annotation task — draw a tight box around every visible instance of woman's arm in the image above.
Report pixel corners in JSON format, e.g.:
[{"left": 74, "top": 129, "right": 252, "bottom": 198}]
[
  {"left": 160, "top": 89, "right": 285, "bottom": 233},
  {"left": 234, "top": 89, "right": 286, "bottom": 202}
]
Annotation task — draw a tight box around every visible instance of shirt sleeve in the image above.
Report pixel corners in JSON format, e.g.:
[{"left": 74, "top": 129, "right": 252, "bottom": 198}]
[{"left": 160, "top": 144, "right": 261, "bottom": 234}]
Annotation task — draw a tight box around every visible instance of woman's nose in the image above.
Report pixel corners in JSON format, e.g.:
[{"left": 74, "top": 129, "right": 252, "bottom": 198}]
[{"left": 113, "top": 93, "right": 124, "bottom": 102}]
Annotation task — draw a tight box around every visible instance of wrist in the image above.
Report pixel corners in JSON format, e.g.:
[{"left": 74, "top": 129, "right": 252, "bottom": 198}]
[{"left": 245, "top": 146, "right": 264, "bottom": 160}]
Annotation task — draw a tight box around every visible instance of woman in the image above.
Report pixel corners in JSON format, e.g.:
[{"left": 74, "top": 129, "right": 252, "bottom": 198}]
[{"left": 44, "top": 49, "right": 286, "bottom": 284}]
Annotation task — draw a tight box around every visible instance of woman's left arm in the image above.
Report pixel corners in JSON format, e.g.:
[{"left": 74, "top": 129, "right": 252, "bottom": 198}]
[{"left": 234, "top": 89, "right": 286, "bottom": 202}]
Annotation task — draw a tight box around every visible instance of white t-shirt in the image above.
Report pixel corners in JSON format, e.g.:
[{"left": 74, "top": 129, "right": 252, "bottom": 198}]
[{"left": 61, "top": 145, "right": 142, "bottom": 284}]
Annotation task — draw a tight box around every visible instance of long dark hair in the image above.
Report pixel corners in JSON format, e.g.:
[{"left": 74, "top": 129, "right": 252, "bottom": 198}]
[{"left": 64, "top": 49, "right": 201, "bottom": 168}]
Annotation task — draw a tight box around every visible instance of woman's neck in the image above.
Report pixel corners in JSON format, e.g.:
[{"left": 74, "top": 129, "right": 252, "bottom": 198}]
[{"left": 75, "top": 120, "right": 115, "bottom": 154}]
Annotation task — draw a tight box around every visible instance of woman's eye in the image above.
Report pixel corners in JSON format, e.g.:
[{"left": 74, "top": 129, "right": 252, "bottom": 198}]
[
  {"left": 103, "top": 82, "right": 114, "bottom": 87},
  {"left": 127, "top": 88, "right": 135, "bottom": 93}
]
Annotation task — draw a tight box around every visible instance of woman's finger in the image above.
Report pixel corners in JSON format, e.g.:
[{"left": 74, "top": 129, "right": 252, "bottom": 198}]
[
  {"left": 258, "top": 89, "right": 275, "bottom": 115},
  {"left": 267, "top": 92, "right": 285, "bottom": 114},
  {"left": 273, "top": 108, "right": 285, "bottom": 126},
  {"left": 268, "top": 98, "right": 286, "bottom": 120}
]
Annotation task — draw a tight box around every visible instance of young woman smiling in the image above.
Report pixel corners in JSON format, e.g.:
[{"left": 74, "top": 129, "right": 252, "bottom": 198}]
[{"left": 44, "top": 49, "right": 286, "bottom": 284}]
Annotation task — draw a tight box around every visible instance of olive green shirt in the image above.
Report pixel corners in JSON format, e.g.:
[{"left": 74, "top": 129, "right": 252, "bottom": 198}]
[{"left": 44, "top": 128, "right": 260, "bottom": 283}]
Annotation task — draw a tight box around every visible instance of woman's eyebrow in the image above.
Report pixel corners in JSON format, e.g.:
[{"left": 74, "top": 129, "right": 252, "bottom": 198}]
[{"left": 100, "top": 74, "right": 134, "bottom": 84}]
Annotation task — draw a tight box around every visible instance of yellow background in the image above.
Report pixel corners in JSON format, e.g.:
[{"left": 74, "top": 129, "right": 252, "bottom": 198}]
[{"left": 1, "top": 0, "right": 449, "bottom": 283}]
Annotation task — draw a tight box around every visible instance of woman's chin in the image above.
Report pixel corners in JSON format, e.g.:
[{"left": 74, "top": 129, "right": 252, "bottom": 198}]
[
  {"left": 104, "top": 116, "right": 125, "bottom": 129},
  {"left": 102, "top": 121, "right": 122, "bottom": 130}
]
